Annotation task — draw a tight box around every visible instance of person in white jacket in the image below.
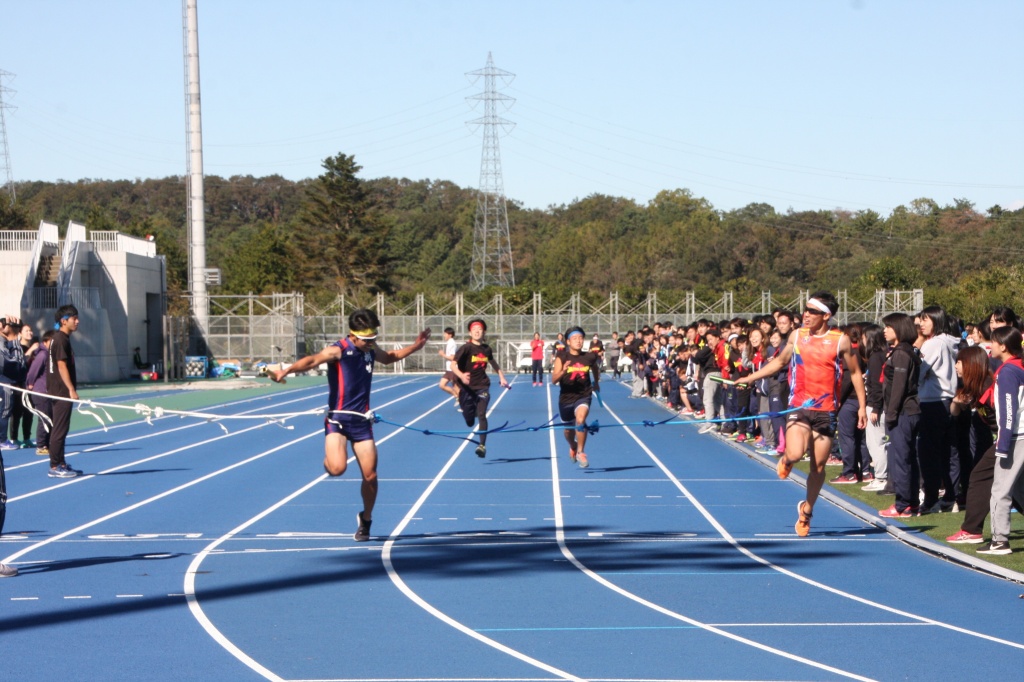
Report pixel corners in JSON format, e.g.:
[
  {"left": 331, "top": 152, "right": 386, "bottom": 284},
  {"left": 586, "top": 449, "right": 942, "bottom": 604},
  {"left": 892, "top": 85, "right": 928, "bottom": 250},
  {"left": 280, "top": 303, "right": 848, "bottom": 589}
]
[{"left": 916, "top": 305, "right": 961, "bottom": 513}]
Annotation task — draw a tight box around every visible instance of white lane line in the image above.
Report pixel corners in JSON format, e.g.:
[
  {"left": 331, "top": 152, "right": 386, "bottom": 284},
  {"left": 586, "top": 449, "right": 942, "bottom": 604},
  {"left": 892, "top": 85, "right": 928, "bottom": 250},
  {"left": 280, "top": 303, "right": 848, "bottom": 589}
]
[
  {"left": 546, "top": 391, "right": 876, "bottom": 682},
  {"left": 603, "top": 401, "right": 1024, "bottom": 653},
  {"left": 5, "top": 384, "right": 328, "bottom": 473},
  {"left": 183, "top": 385, "right": 450, "bottom": 682},
  {"left": 64, "top": 595, "right": 91, "bottom": 599},
  {"left": 116, "top": 594, "right": 144, "bottom": 598},
  {"left": 381, "top": 385, "right": 587, "bottom": 682},
  {"left": 0, "top": 423, "right": 315, "bottom": 566},
  {"left": 11, "top": 597, "right": 39, "bottom": 601}
]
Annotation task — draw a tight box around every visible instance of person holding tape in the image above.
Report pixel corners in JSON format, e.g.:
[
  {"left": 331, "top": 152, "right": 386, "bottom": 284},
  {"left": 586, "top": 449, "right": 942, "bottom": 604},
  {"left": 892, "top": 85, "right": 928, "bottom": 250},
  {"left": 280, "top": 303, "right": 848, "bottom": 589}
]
[
  {"left": 551, "top": 326, "right": 602, "bottom": 468},
  {"left": 743, "top": 291, "right": 866, "bottom": 537},
  {"left": 270, "top": 308, "right": 430, "bottom": 542}
]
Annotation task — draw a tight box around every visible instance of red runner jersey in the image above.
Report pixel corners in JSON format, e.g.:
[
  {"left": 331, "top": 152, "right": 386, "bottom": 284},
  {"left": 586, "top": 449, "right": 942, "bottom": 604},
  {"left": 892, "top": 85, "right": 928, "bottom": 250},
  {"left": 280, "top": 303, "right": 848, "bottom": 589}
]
[{"left": 788, "top": 327, "right": 844, "bottom": 411}]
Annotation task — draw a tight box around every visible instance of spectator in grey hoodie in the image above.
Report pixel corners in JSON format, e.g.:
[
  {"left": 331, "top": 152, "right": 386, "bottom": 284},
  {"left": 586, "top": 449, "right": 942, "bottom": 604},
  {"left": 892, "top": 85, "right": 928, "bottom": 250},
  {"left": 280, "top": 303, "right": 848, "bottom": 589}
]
[{"left": 916, "top": 305, "right": 961, "bottom": 513}]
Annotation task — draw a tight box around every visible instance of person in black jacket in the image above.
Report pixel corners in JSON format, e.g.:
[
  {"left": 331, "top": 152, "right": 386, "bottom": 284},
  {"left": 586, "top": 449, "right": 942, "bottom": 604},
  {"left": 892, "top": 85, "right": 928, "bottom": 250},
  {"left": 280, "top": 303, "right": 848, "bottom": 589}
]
[{"left": 879, "top": 313, "right": 922, "bottom": 518}]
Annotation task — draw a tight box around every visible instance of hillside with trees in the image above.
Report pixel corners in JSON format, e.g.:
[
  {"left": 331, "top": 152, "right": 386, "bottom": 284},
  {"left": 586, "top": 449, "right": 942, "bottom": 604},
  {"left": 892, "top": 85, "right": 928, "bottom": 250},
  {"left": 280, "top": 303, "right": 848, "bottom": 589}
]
[{"left": 3, "top": 151, "right": 1022, "bottom": 322}]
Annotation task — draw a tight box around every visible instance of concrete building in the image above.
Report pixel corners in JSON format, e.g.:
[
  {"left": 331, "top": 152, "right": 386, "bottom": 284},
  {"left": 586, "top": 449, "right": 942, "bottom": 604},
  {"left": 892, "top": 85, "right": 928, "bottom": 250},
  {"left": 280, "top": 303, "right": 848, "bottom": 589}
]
[{"left": 0, "top": 221, "right": 166, "bottom": 383}]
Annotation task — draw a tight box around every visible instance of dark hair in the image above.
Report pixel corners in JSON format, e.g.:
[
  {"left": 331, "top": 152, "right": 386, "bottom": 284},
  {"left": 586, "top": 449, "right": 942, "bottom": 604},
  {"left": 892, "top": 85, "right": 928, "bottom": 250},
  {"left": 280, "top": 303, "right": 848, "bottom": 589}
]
[
  {"left": 976, "top": 317, "right": 992, "bottom": 342},
  {"left": 466, "top": 318, "right": 487, "bottom": 332},
  {"left": 807, "top": 291, "right": 839, "bottom": 316},
  {"left": 55, "top": 304, "right": 79, "bottom": 324},
  {"left": 956, "top": 346, "right": 992, "bottom": 407},
  {"left": 348, "top": 308, "right": 380, "bottom": 333},
  {"left": 704, "top": 328, "right": 721, "bottom": 339},
  {"left": 882, "top": 312, "right": 917, "bottom": 345},
  {"left": 990, "top": 306, "right": 1022, "bottom": 331},
  {"left": 565, "top": 325, "right": 585, "bottom": 340},
  {"left": 444, "top": 327, "right": 455, "bottom": 336},
  {"left": 42, "top": 329, "right": 56, "bottom": 343},
  {"left": 991, "top": 326, "right": 1024, "bottom": 357},
  {"left": 918, "top": 305, "right": 951, "bottom": 337},
  {"left": 843, "top": 322, "right": 863, "bottom": 347},
  {"left": 859, "top": 323, "right": 886, "bottom": 361},
  {"left": 776, "top": 310, "right": 795, "bottom": 324}
]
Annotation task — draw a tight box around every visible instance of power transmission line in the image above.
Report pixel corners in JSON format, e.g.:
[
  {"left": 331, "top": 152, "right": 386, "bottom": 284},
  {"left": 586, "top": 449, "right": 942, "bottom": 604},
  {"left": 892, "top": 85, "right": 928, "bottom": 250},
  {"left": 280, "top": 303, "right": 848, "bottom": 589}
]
[
  {"left": 467, "top": 53, "right": 515, "bottom": 290},
  {"left": 0, "top": 70, "right": 16, "bottom": 206}
]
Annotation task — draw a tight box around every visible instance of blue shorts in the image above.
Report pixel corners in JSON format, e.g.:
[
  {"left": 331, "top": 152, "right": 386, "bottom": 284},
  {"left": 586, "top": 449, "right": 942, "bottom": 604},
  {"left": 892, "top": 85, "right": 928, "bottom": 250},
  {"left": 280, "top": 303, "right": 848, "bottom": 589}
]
[
  {"left": 559, "top": 398, "right": 592, "bottom": 425},
  {"left": 324, "top": 417, "right": 374, "bottom": 443}
]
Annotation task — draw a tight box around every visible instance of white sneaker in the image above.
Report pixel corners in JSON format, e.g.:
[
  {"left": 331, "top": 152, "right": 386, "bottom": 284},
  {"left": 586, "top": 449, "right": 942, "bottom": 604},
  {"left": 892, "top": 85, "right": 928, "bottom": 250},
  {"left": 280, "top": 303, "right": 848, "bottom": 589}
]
[
  {"left": 0, "top": 563, "right": 18, "bottom": 578},
  {"left": 698, "top": 424, "right": 716, "bottom": 434},
  {"left": 862, "top": 479, "right": 887, "bottom": 492}
]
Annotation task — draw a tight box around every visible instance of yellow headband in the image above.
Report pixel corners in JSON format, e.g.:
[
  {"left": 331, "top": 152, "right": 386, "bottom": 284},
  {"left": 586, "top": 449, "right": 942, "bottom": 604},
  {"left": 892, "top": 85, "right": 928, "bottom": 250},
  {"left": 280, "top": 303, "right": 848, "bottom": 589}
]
[{"left": 350, "top": 328, "right": 378, "bottom": 340}]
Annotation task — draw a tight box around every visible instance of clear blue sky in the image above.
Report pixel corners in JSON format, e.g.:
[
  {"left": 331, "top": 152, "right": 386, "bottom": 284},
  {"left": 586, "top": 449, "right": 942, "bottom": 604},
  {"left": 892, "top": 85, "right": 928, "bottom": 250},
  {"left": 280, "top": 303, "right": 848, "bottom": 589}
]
[{"left": 2, "top": 0, "right": 1021, "bottom": 215}]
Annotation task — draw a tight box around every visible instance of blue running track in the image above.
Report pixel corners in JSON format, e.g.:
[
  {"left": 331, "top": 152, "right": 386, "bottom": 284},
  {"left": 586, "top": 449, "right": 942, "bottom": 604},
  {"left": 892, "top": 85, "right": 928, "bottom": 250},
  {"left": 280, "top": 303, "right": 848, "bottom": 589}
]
[{"left": 2, "top": 375, "right": 1023, "bottom": 681}]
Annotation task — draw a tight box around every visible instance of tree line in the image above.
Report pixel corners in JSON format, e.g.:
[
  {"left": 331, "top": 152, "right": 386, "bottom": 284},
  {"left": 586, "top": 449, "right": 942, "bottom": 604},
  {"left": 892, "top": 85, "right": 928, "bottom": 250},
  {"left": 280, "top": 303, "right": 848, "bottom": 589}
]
[{"left": 2, "top": 152, "right": 1022, "bottom": 322}]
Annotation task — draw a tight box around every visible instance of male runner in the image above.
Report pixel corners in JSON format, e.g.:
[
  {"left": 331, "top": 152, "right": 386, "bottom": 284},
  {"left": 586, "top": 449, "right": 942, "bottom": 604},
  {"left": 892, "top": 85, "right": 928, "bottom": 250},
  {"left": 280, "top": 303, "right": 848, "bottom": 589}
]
[
  {"left": 437, "top": 327, "right": 460, "bottom": 407},
  {"left": 451, "top": 319, "right": 510, "bottom": 458},
  {"left": 270, "top": 308, "right": 429, "bottom": 542},
  {"left": 551, "top": 326, "right": 601, "bottom": 468},
  {"left": 743, "top": 292, "right": 866, "bottom": 537}
]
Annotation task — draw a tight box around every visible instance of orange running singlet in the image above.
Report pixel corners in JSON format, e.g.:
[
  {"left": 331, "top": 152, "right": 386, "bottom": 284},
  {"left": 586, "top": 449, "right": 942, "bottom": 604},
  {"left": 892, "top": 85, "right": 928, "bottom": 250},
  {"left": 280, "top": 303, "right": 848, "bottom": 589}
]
[{"left": 788, "top": 327, "right": 844, "bottom": 411}]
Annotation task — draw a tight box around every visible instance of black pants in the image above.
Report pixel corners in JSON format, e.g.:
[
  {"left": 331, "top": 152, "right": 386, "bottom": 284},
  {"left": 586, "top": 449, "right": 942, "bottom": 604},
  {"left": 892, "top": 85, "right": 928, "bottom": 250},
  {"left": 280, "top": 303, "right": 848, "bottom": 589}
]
[
  {"left": 9, "top": 384, "right": 32, "bottom": 442},
  {"left": 31, "top": 394, "right": 52, "bottom": 449},
  {"left": 459, "top": 387, "right": 491, "bottom": 446},
  {"left": 918, "top": 399, "right": 956, "bottom": 507},
  {"left": 49, "top": 398, "right": 73, "bottom": 469},
  {"left": 531, "top": 359, "right": 544, "bottom": 383},
  {"left": 888, "top": 412, "right": 920, "bottom": 513},
  {"left": 961, "top": 443, "right": 1024, "bottom": 534},
  {"left": 0, "top": 451, "right": 7, "bottom": 537},
  {"left": 838, "top": 399, "right": 871, "bottom": 477}
]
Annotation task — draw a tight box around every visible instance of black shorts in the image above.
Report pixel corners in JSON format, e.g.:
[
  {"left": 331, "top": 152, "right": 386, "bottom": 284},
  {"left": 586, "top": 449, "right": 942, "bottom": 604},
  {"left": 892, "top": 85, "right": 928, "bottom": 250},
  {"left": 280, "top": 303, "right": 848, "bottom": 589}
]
[
  {"left": 786, "top": 409, "right": 836, "bottom": 438},
  {"left": 559, "top": 398, "right": 592, "bottom": 424},
  {"left": 459, "top": 387, "right": 490, "bottom": 425},
  {"left": 324, "top": 417, "right": 374, "bottom": 443}
]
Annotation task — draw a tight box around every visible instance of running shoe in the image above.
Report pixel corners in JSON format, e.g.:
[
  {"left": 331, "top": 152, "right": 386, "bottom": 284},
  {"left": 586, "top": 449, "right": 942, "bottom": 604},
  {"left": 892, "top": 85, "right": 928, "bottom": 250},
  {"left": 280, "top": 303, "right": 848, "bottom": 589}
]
[
  {"left": 47, "top": 465, "right": 78, "bottom": 479},
  {"left": 938, "top": 499, "right": 958, "bottom": 513},
  {"left": 20, "top": 439, "right": 35, "bottom": 448},
  {"left": 829, "top": 473, "right": 860, "bottom": 485},
  {"left": 879, "top": 504, "right": 918, "bottom": 519},
  {"left": 35, "top": 446, "right": 49, "bottom": 456},
  {"left": 977, "top": 540, "right": 1011, "bottom": 555},
  {"left": 735, "top": 434, "right": 747, "bottom": 443},
  {"left": 860, "top": 471, "right": 875, "bottom": 482},
  {"left": 698, "top": 424, "right": 717, "bottom": 435},
  {"left": 64, "top": 462, "right": 83, "bottom": 475},
  {"left": 0, "top": 563, "right": 17, "bottom": 578},
  {"left": 475, "top": 444, "right": 486, "bottom": 458},
  {"left": 862, "top": 478, "right": 887, "bottom": 492},
  {"left": 679, "top": 408, "right": 694, "bottom": 416},
  {"left": 776, "top": 456, "right": 793, "bottom": 480},
  {"left": 568, "top": 447, "right": 577, "bottom": 462},
  {"left": 919, "top": 501, "right": 943, "bottom": 515},
  {"left": 0, "top": 440, "right": 19, "bottom": 450},
  {"left": 795, "top": 501, "right": 812, "bottom": 537},
  {"left": 693, "top": 411, "right": 705, "bottom": 419},
  {"left": 945, "top": 530, "right": 984, "bottom": 544},
  {"left": 577, "top": 452, "right": 589, "bottom": 468},
  {"left": 825, "top": 455, "right": 842, "bottom": 466},
  {"left": 354, "top": 512, "right": 372, "bottom": 542}
]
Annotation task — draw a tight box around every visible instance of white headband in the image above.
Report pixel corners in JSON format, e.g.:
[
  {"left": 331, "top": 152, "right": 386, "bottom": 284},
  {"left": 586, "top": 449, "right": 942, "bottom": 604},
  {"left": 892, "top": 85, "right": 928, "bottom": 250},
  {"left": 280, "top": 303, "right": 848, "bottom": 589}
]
[{"left": 806, "top": 297, "right": 831, "bottom": 315}]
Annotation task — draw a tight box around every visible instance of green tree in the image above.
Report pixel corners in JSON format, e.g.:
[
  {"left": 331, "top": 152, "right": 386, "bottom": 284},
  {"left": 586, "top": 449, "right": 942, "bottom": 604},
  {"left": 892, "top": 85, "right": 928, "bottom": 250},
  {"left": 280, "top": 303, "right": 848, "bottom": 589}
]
[{"left": 297, "top": 154, "right": 394, "bottom": 294}]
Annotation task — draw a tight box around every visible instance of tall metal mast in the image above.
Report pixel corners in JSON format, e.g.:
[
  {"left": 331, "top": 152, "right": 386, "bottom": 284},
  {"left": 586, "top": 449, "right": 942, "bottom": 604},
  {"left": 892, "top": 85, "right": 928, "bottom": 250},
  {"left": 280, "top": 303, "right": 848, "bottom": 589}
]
[
  {"left": 183, "top": 0, "right": 208, "bottom": 340},
  {"left": 466, "top": 53, "right": 515, "bottom": 290}
]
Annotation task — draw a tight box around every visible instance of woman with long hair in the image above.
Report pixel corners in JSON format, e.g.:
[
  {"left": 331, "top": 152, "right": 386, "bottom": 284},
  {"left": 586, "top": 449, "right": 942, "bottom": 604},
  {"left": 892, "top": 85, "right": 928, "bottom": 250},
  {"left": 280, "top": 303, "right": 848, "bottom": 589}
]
[
  {"left": 879, "top": 313, "right": 922, "bottom": 518},
  {"left": 916, "top": 305, "right": 961, "bottom": 513}
]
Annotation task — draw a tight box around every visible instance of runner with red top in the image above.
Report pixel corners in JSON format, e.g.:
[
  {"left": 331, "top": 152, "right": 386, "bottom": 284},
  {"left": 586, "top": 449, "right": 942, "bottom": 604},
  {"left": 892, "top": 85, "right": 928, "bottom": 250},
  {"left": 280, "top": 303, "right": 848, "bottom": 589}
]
[
  {"left": 551, "top": 326, "right": 601, "bottom": 468},
  {"left": 744, "top": 291, "right": 866, "bottom": 537}
]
